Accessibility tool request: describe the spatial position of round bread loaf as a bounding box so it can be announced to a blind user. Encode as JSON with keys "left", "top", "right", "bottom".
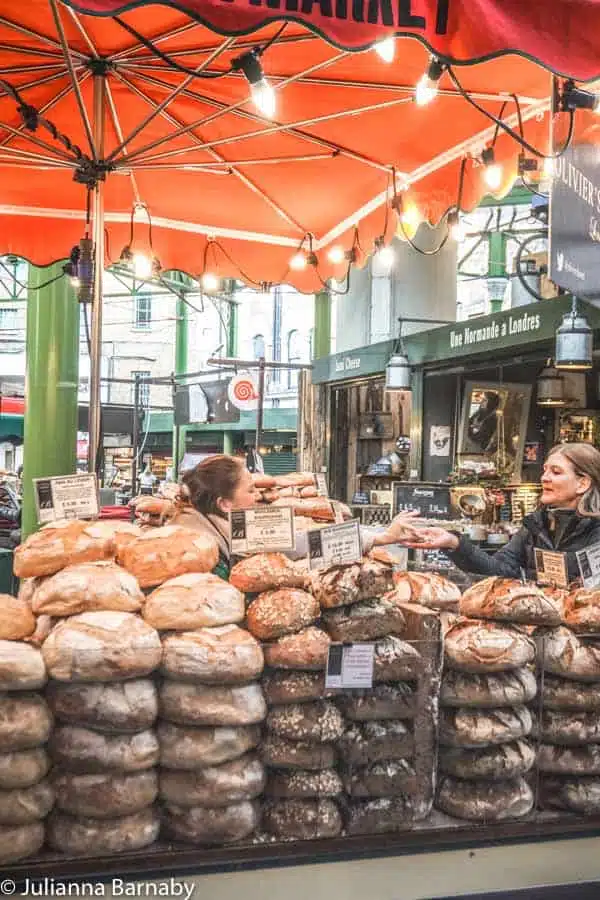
{"left": 161, "top": 625, "right": 264, "bottom": 684}
{"left": 542, "top": 675, "right": 600, "bottom": 711}
{"left": 345, "top": 797, "right": 413, "bottom": 835}
{"left": 338, "top": 720, "right": 412, "bottom": 767}
{"left": 252, "top": 474, "right": 277, "bottom": 489}
{"left": 42, "top": 611, "right": 162, "bottom": 683}
{"left": 540, "top": 776, "right": 600, "bottom": 815}
{"left": 229, "top": 553, "right": 306, "bottom": 593}
{"left": 0, "top": 822, "right": 44, "bottom": 864}
{"left": 309, "top": 564, "right": 361, "bottom": 608}
{"left": 276, "top": 473, "right": 316, "bottom": 488}
{"left": 357, "top": 559, "right": 394, "bottom": 602}
{"left": 0, "top": 748, "right": 50, "bottom": 789}
{"left": 262, "top": 799, "right": 341, "bottom": 839}
{"left": 14, "top": 520, "right": 125, "bottom": 579}
{"left": 261, "top": 734, "right": 336, "bottom": 770}
{"left": 322, "top": 596, "right": 406, "bottom": 643}
{"left": 445, "top": 621, "right": 536, "bottom": 673}
{"left": 262, "top": 671, "right": 328, "bottom": 705}
{"left": 164, "top": 800, "right": 258, "bottom": 845}
{"left": 0, "top": 640, "right": 46, "bottom": 691}
{"left": 47, "top": 807, "right": 160, "bottom": 856}
{"left": 26, "top": 615, "right": 55, "bottom": 649}
{"left": 158, "top": 722, "right": 260, "bottom": 769}
{"left": 53, "top": 770, "right": 158, "bottom": 818}
{"left": 143, "top": 573, "right": 245, "bottom": 631}
{"left": 337, "top": 683, "right": 416, "bottom": 721}
{"left": 440, "top": 668, "right": 537, "bottom": 708}
{"left": 537, "top": 626, "right": 600, "bottom": 681}
{"left": 373, "top": 636, "right": 423, "bottom": 682}
{"left": 267, "top": 700, "right": 344, "bottom": 743}
{"left": 0, "top": 694, "right": 52, "bottom": 752}
{"left": 246, "top": 589, "right": 320, "bottom": 640}
{"left": 46, "top": 679, "right": 158, "bottom": 733}
{"left": 459, "top": 577, "right": 563, "bottom": 626}
{"left": 266, "top": 769, "right": 342, "bottom": 799}
{"left": 439, "top": 740, "right": 536, "bottom": 780}
{"left": 343, "top": 760, "right": 417, "bottom": 798}
{"left": 538, "top": 709, "right": 600, "bottom": 745}
{"left": 49, "top": 726, "right": 159, "bottom": 773}
{"left": 538, "top": 743, "right": 600, "bottom": 774}
{"left": 263, "top": 626, "right": 330, "bottom": 671}
{"left": 439, "top": 707, "right": 533, "bottom": 748}
{"left": 0, "top": 594, "right": 35, "bottom": 641}
{"left": 564, "top": 588, "right": 600, "bottom": 633}
{"left": 31, "top": 561, "right": 144, "bottom": 617}
{"left": 436, "top": 776, "right": 534, "bottom": 822}
{"left": 391, "top": 571, "right": 461, "bottom": 611}
{"left": 116, "top": 525, "right": 219, "bottom": 588}
{"left": 159, "top": 681, "right": 266, "bottom": 727}
{"left": 159, "top": 754, "right": 264, "bottom": 808}
{"left": 0, "top": 778, "right": 54, "bottom": 825}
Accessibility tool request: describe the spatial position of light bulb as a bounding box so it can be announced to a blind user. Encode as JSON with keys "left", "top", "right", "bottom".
{"left": 401, "top": 203, "right": 420, "bottom": 230}
{"left": 327, "top": 245, "right": 345, "bottom": 264}
{"left": 376, "top": 244, "right": 395, "bottom": 269}
{"left": 69, "top": 275, "right": 81, "bottom": 289}
{"left": 484, "top": 163, "right": 503, "bottom": 191}
{"left": 202, "top": 272, "right": 220, "bottom": 292}
{"left": 132, "top": 252, "right": 152, "bottom": 279}
{"left": 448, "top": 212, "right": 466, "bottom": 242}
{"left": 375, "top": 37, "right": 395, "bottom": 63}
{"left": 290, "top": 251, "right": 307, "bottom": 271}
{"left": 251, "top": 79, "right": 276, "bottom": 118}
{"left": 542, "top": 157, "right": 555, "bottom": 179}
{"left": 415, "top": 74, "right": 438, "bottom": 106}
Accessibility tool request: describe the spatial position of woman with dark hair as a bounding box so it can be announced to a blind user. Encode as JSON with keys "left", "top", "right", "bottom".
{"left": 466, "top": 390, "right": 502, "bottom": 453}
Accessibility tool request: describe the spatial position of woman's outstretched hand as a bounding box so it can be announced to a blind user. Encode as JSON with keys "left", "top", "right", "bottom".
{"left": 400, "top": 526, "right": 460, "bottom": 551}
{"left": 372, "top": 511, "right": 425, "bottom": 546}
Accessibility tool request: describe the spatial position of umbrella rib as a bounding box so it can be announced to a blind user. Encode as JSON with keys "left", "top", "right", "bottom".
{"left": 122, "top": 32, "right": 317, "bottom": 63}
{"left": 0, "top": 74, "right": 88, "bottom": 150}
{"left": 110, "top": 21, "right": 199, "bottom": 62}
{"left": 0, "top": 14, "right": 86, "bottom": 59}
{"left": 0, "top": 118, "right": 77, "bottom": 162}
{"left": 0, "top": 146, "right": 74, "bottom": 167}
{"left": 0, "top": 63, "right": 68, "bottom": 75}
{"left": 64, "top": 5, "right": 99, "bottom": 58}
{"left": 0, "top": 43, "right": 65, "bottom": 60}
{"left": 132, "top": 153, "right": 333, "bottom": 168}
{"left": 104, "top": 78, "right": 141, "bottom": 204}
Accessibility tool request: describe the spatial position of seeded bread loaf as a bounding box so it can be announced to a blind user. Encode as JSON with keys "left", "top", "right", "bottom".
{"left": 261, "top": 671, "right": 328, "bottom": 705}
{"left": 262, "top": 798, "right": 342, "bottom": 839}
{"left": 246, "top": 589, "right": 320, "bottom": 640}
{"left": 266, "top": 701, "right": 344, "bottom": 743}
{"left": 230, "top": 553, "right": 307, "bottom": 593}
{"left": 263, "top": 626, "right": 330, "bottom": 671}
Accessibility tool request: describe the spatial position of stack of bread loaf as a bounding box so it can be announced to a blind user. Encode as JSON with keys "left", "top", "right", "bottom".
{"left": 252, "top": 473, "right": 338, "bottom": 523}
{"left": 536, "top": 589, "right": 600, "bottom": 816}
{"left": 435, "top": 577, "right": 561, "bottom": 823}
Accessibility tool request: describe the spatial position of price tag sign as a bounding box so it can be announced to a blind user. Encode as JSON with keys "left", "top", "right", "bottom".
{"left": 325, "top": 643, "right": 374, "bottom": 690}
{"left": 535, "top": 548, "right": 568, "bottom": 588}
{"left": 230, "top": 506, "right": 295, "bottom": 554}
{"left": 34, "top": 474, "right": 99, "bottom": 525}
{"left": 308, "top": 520, "right": 361, "bottom": 571}
{"left": 331, "top": 500, "right": 345, "bottom": 524}
{"left": 315, "top": 473, "right": 329, "bottom": 497}
{"left": 576, "top": 541, "right": 600, "bottom": 589}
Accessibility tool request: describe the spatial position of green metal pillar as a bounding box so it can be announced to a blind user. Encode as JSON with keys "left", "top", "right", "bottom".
{"left": 313, "top": 290, "right": 331, "bottom": 359}
{"left": 22, "top": 263, "right": 79, "bottom": 537}
{"left": 172, "top": 290, "right": 188, "bottom": 479}
{"left": 227, "top": 297, "right": 238, "bottom": 357}
{"left": 488, "top": 231, "right": 508, "bottom": 314}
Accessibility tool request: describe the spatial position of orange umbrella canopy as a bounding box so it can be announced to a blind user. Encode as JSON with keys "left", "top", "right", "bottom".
{"left": 0, "top": 0, "right": 596, "bottom": 289}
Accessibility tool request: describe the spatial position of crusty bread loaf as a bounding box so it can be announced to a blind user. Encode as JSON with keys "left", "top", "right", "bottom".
{"left": 246, "top": 589, "right": 320, "bottom": 640}
{"left": 542, "top": 675, "right": 600, "bottom": 711}
{"left": 159, "top": 681, "right": 266, "bottom": 727}
{"left": 49, "top": 726, "right": 159, "bottom": 773}
{"left": 158, "top": 722, "right": 260, "bottom": 769}
{"left": 391, "top": 572, "right": 461, "bottom": 611}
{"left": 373, "top": 636, "right": 423, "bottom": 682}
{"left": 459, "top": 577, "right": 563, "bottom": 626}
{"left": 537, "top": 626, "right": 600, "bottom": 681}
{"left": 0, "top": 594, "right": 35, "bottom": 640}
{"left": 540, "top": 776, "right": 600, "bottom": 815}
{"left": 0, "top": 748, "right": 50, "bottom": 789}
{"left": 537, "top": 709, "right": 600, "bottom": 745}
{"left": 309, "top": 560, "right": 393, "bottom": 610}
{"left": 263, "top": 626, "right": 330, "bottom": 671}
{"left": 538, "top": 743, "right": 600, "bottom": 774}
{"left": 445, "top": 620, "right": 536, "bottom": 673}
{"left": 163, "top": 800, "right": 258, "bottom": 845}
{"left": 25, "top": 615, "right": 55, "bottom": 649}
{"left": 0, "top": 640, "right": 46, "bottom": 691}
{"left": 161, "top": 625, "right": 264, "bottom": 684}
{"left": 337, "top": 683, "right": 416, "bottom": 721}
{"left": 42, "top": 611, "right": 162, "bottom": 683}
{"left": 439, "top": 707, "right": 533, "bottom": 748}
{"left": 31, "top": 561, "right": 144, "bottom": 617}
{"left": 46, "top": 679, "right": 158, "bottom": 734}
{"left": 564, "top": 588, "right": 600, "bottom": 633}
{"left": 440, "top": 668, "right": 537, "bottom": 708}
{"left": 0, "top": 778, "right": 54, "bottom": 825}
{"left": 439, "top": 740, "right": 536, "bottom": 781}
{"left": 337, "top": 720, "right": 413, "bottom": 767}
{"left": 262, "top": 671, "right": 328, "bottom": 706}
{"left": 0, "top": 822, "right": 44, "bottom": 864}
{"left": 230, "top": 553, "right": 307, "bottom": 594}
{"left": 267, "top": 701, "right": 344, "bottom": 743}
{"left": 53, "top": 770, "right": 158, "bottom": 818}
{"left": 252, "top": 474, "right": 277, "bottom": 489}
{"left": 343, "top": 760, "right": 417, "bottom": 798}
{"left": 266, "top": 769, "right": 342, "bottom": 799}
{"left": 261, "top": 734, "right": 336, "bottom": 770}
{"left": 116, "top": 525, "right": 219, "bottom": 588}
{"left": 345, "top": 797, "right": 413, "bottom": 835}
{"left": 322, "top": 596, "right": 406, "bottom": 642}
{"left": 275, "top": 473, "right": 316, "bottom": 488}
{"left": 159, "top": 754, "right": 265, "bottom": 808}
{"left": 143, "top": 573, "right": 245, "bottom": 631}
{"left": 262, "top": 799, "right": 341, "bottom": 839}
{"left": 436, "top": 776, "right": 534, "bottom": 822}
{"left": 47, "top": 807, "right": 160, "bottom": 856}
{"left": 0, "top": 694, "right": 52, "bottom": 752}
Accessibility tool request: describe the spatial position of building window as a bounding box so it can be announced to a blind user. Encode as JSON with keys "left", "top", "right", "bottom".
{"left": 0, "top": 307, "right": 19, "bottom": 330}
{"left": 287, "top": 329, "right": 302, "bottom": 389}
{"left": 132, "top": 370, "right": 151, "bottom": 408}
{"left": 253, "top": 334, "right": 265, "bottom": 359}
{"left": 134, "top": 295, "right": 152, "bottom": 329}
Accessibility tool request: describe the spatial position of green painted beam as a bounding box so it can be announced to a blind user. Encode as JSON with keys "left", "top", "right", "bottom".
{"left": 313, "top": 290, "right": 331, "bottom": 359}
{"left": 172, "top": 276, "right": 189, "bottom": 479}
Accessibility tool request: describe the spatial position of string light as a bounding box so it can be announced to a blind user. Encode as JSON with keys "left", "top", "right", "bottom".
{"left": 132, "top": 252, "right": 153, "bottom": 279}
{"left": 290, "top": 251, "right": 308, "bottom": 270}
{"left": 233, "top": 50, "right": 276, "bottom": 118}
{"left": 374, "top": 236, "right": 394, "bottom": 270}
{"left": 481, "top": 147, "right": 503, "bottom": 191}
{"left": 119, "top": 203, "right": 161, "bottom": 280}
{"left": 201, "top": 272, "right": 220, "bottom": 292}
{"left": 374, "top": 37, "right": 395, "bottom": 63}
{"left": 560, "top": 80, "right": 600, "bottom": 114}
{"left": 401, "top": 202, "right": 421, "bottom": 231}
{"left": 327, "top": 245, "right": 346, "bottom": 264}
{"left": 415, "top": 57, "right": 445, "bottom": 106}
{"left": 447, "top": 210, "right": 466, "bottom": 242}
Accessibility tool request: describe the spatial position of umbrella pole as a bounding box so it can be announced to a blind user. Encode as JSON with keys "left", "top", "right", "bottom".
{"left": 88, "top": 73, "right": 106, "bottom": 475}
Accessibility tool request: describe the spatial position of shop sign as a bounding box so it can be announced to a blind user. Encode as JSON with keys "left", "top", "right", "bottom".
{"left": 576, "top": 541, "right": 600, "bottom": 589}
{"left": 325, "top": 643, "right": 374, "bottom": 691}
{"left": 34, "top": 473, "right": 99, "bottom": 525}
{"left": 308, "top": 519, "right": 361, "bottom": 570}
{"left": 550, "top": 140, "right": 600, "bottom": 294}
{"left": 228, "top": 374, "right": 259, "bottom": 412}
{"left": 230, "top": 506, "right": 295, "bottom": 553}
{"left": 315, "top": 473, "right": 329, "bottom": 497}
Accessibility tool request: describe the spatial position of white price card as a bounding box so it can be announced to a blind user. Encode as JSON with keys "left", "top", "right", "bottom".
{"left": 308, "top": 519, "right": 361, "bottom": 571}
{"left": 34, "top": 474, "right": 99, "bottom": 525}
{"left": 315, "top": 473, "right": 329, "bottom": 497}
{"left": 535, "top": 548, "right": 568, "bottom": 589}
{"left": 229, "top": 506, "right": 295, "bottom": 554}
{"left": 576, "top": 541, "right": 600, "bottom": 589}
{"left": 325, "top": 643, "right": 375, "bottom": 690}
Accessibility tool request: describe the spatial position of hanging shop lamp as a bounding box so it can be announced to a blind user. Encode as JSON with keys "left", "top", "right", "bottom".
{"left": 385, "top": 318, "right": 411, "bottom": 392}
{"left": 536, "top": 361, "right": 567, "bottom": 407}
{"left": 555, "top": 297, "right": 593, "bottom": 370}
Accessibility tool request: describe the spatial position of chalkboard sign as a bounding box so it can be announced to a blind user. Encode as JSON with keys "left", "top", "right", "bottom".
{"left": 393, "top": 482, "right": 453, "bottom": 520}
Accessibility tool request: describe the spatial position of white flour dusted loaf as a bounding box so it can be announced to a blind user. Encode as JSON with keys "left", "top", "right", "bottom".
{"left": 46, "top": 679, "right": 158, "bottom": 733}
{"left": 42, "top": 612, "right": 162, "bottom": 683}
{"left": 116, "top": 525, "right": 219, "bottom": 588}
{"left": 161, "top": 625, "right": 263, "bottom": 684}
{"left": 436, "top": 776, "right": 534, "bottom": 822}
{"left": 0, "top": 778, "right": 54, "bottom": 825}
{"left": 159, "top": 754, "right": 265, "bottom": 807}
{"left": 14, "top": 520, "right": 136, "bottom": 579}
{"left": 229, "top": 553, "right": 307, "bottom": 593}
{"left": 47, "top": 807, "right": 160, "bottom": 856}
{"left": 0, "top": 748, "right": 50, "bottom": 789}
{"left": 440, "top": 668, "right": 537, "bottom": 708}
{"left": 345, "top": 797, "right": 413, "bottom": 835}
{"left": 444, "top": 620, "right": 536, "bottom": 673}
{"left": 158, "top": 722, "right": 261, "bottom": 769}
{"left": 0, "top": 823, "right": 44, "bottom": 864}
{"left": 0, "top": 594, "right": 35, "bottom": 640}
{"left": 322, "top": 596, "right": 406, "bottom": 643}
{"left": 0, "top": 694, "right": 52, "bottom": 752}
{"left": 343, "top": 760, "right": 417, "bottom": 799}
{"left": 246, "top": 590, "right": 320, "bottom": 640}
{"left": 163, "top": 801, "right": 258, "bottom": 845}
{"left": 31, "top": 562, "right": 144, "bottom": 616}
{"left": 373, "top": 636, "right": 423, "bottom": 682}
{"left": 0, "top": 641, "right": 46, "bottom": 691}
{"left": 263, "top": 626, "right": 330, "bottom": 671}
{"left": 439, "top": 740, "right": 536, "bottom": 781}
{"left": 538, "top": 743, "right": 600, "bottom": 775}
{"left": 49, "top": 726, "right": 159, "bottom": 773}
{"left": 439, "top": 707, "right": 533, "bottom": 748}
{"left": 541, "top": 675, "right": 600, "bottom": 711}
{"left": 540, "top": 776, "right": 600, "bottom": 815}
{"left": 391, "top": 572, "right": 461, "bottom": 611}
{"left": 459, "top": 577, "right": 563, "bottom": 626}
{"left": 159, "top": 681, "right": 266, "bottom": 727}
{"left": 338, "top": 721, "right": 413, "bottom": 766}
{"left": 537, "top": 709, "right": 600, "bottom": 745}
{"left": 537, "top": 626, "right": 600, "bottom": 681}
{"left": 143, "top": 573, "right": 245, "bottom": 631}
{"left": 564, "top": 588, "right": 600, "bottom": 633}
{"left": 53, "top": 770, "right": 158, "bottom": 818}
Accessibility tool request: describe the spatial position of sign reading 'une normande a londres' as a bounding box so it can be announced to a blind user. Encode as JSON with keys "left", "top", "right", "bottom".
{"left": 449, "top": 311, "right": 542, "bottom": 350}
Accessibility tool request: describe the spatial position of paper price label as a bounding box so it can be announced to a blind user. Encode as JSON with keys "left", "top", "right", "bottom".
{"left": 577, "top": 541, "right": 600, "bottom": 589}
{"left": 230, "top": 506, "right": 295, "bottom": 554}
{"left": 34, "top": 474, "right": 99, "bottom": 525}
{"left": 308, "top": 520, "right": 361, "bottom": 571}
{"left": 535, "top": 549, "right": 568, "bottom": 588}
{"left": 325, "top": 643, "right": 374, "bottom": 690}
{"left": 315, "top": 473, "right": 329, "bottom": 497}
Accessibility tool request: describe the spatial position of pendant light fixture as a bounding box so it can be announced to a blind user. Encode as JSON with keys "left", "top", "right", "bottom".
{"left": 555, "top": 297, "right": 593, "bottom": 371}
{"left": 536, "top": 361, "right": 567, "bottom": 407}
{"left": 385, "top": 318, "right": 411, "bottom": 392}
